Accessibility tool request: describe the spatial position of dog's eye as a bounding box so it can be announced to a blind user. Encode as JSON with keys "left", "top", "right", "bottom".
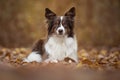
{"left": 63, "top": 24, "right": 68, "bottom": 28}
{"left": 63, "top": 22, "right": 68, "bottom": 26}
{"left": 55, "top": 21, "right": 59, "bottom": 25}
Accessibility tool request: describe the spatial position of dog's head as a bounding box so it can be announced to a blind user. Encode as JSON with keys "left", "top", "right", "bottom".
{"left": 45, "top": 7, "right": 75, "bottom": 37}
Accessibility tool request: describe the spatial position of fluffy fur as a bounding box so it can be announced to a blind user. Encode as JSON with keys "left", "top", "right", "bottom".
{"left": 24, "top": 52, "right": 42, "bottom": 62}
{"left": 24, "top": 7, "right": 78, "bottom": 63}
{"left": 45, "top": 35, "right": 78, "bottom": 63}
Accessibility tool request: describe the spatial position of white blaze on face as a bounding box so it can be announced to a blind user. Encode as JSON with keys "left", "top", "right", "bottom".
{"left": 56, "top": 16, "right": 65, "bottom": 35}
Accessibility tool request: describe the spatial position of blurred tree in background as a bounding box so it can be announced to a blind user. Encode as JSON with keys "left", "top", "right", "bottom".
{"left": 0, "top": 0, "right": 120, "bottom": 48}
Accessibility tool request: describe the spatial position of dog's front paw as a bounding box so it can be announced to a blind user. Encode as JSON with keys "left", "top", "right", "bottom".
{"left": 44, "top": 59, "right": 58, "bottom": 63}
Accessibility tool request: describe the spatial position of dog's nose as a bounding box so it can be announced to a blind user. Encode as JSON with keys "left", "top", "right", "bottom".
{"left": 58, "top": 29, "right": 63, "bottom": 34}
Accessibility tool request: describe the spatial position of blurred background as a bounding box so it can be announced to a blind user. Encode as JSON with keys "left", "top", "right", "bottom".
{"left": 0, "top": 0, "right": 120, "bottom": 48}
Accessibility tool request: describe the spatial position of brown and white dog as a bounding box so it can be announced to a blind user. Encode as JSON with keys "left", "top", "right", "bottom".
{"left": 24, "top": 7, "right": 78, "bottom": 63}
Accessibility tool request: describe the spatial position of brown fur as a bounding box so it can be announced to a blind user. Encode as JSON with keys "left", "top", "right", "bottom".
{"left": 32, "top": 7, "right": 76, "bottom": 61}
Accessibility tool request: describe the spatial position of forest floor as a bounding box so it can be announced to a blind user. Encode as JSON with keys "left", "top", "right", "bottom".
{"left": 0, "top": 47, "right": 120, "bottom": 80}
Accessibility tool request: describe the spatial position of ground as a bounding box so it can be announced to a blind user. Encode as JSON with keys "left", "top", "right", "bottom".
{"left": 0, "top": 47, "right": 120, "bottom": 80}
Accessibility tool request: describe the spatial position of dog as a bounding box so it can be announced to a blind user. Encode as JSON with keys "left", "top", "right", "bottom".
{"left": 24, "top": 7, "right": 78, "bottom": 63}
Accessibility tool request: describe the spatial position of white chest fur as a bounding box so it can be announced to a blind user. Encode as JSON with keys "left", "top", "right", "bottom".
{"left": 45, "top": 35, "right": 78, "bottom": 62}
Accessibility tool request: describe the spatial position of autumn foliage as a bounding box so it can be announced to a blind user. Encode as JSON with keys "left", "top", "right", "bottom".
{"left": 0, "top": 47, "right": 120, "bottom": 80}
{"left": 0, "top": 0, "right": 120, "bottom": 47}
{"left": 0, "top": 0, "right": 120, "bottom": 80}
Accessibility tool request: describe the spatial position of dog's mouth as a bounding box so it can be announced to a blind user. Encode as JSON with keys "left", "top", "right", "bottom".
{"left": 58, "top": 32, "right": 63, "bottom": 35}
{"left": 55, "top": 33, "right": 65, "bottom": 37}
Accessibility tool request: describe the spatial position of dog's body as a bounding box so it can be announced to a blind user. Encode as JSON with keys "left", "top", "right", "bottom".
{"left": 24, "top": 7, "right": 78, "bottom": 63}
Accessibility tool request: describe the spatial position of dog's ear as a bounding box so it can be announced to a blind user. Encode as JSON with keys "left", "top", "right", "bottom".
{"left": 64, "top": 7, "right": 75, "bottom": 18}
{"left": 45, "top": 8, "right": 56, "bottom": 19}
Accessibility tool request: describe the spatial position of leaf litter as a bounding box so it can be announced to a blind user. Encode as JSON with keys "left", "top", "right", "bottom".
{"left": 0, "top": 47, "right": 120, "bottom": 80}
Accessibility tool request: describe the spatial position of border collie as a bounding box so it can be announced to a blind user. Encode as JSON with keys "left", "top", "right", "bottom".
{"left": 24, "top": 7, "right": 78, "bottom": 63}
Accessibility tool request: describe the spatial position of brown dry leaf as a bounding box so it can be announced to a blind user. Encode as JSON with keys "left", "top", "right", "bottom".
{"left": 0, "top": 47, "right": 119, "bottom": 80}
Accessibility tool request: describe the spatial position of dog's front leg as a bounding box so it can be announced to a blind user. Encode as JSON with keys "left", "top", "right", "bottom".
{"left": 23, "top": 39, "right": 44, "bottom": 62}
